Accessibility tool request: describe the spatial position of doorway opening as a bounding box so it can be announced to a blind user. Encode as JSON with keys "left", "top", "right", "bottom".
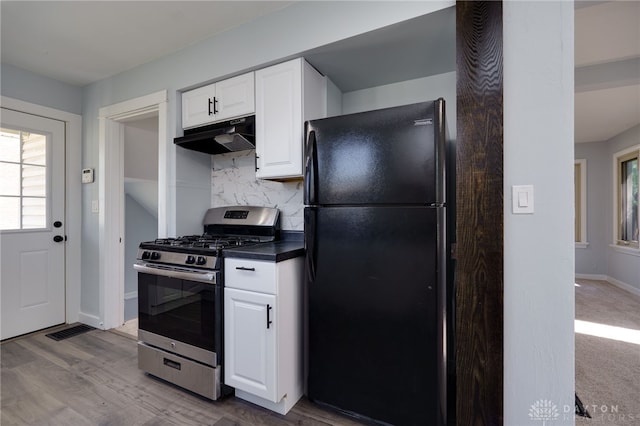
{"left": 123, "top": 114, "right": 159, "bottom": 334}
{"left": 98, "top": 90, "right": 172, "bottom": 331}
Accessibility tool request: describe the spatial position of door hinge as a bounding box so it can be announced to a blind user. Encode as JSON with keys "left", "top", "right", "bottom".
{"left": 450, "top": 243, "right": 457, "bottom": 259}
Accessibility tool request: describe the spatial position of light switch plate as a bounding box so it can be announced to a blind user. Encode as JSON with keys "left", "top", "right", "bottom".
{"left": 512, "top": 185, "right": 534, "bottom": 214}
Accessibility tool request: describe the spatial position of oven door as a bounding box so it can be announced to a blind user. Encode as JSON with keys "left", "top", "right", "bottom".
{"left": 135, "top": 263, "right": 222, "bottom": 364}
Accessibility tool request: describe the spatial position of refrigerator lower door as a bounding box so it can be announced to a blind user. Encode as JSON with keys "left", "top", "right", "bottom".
{"left": 305, "top": 206, "right": 441, "bottom": 425}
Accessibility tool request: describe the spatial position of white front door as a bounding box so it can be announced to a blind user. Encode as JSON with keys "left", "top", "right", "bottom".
{"left": 1, "top": 108, "right": 66, "bottom": 340}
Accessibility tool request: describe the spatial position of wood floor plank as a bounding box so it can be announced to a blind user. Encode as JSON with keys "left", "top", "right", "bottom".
{"left": 0, "top": 341, "right": 38, "bottom": 370}
{"left": 1, "top": 329, "right": 364, "bottom": 426}
{"left": 1, "top": 388, "right": 72, "bottom": 426}
{"left": 10, "top": 356, "right": 154, "bottom": 424}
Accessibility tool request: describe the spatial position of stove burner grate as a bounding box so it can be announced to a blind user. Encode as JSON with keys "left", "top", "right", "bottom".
{"left": 148, "top": 235, "right": 263, "bottom": 251}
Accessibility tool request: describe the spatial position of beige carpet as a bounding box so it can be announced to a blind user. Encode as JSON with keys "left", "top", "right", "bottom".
{"left": 575, "top": 279, "right": 640, "bottom": 425}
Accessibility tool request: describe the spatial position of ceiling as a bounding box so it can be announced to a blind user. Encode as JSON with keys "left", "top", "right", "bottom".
{"left": 1, "top": 1, "right": 638, "bottom": 144}
{"left": 574, "top": 1, "right": 640, "bottom": 143}
{"left": 0, "top": 1, "right": 295, "bottom": 86}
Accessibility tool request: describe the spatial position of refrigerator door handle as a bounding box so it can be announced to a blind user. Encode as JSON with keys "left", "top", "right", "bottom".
{"left": 304, "top": 129, "right": 318, "bottom": 205}
{"left": 304, "top": 208, "right": 316, "bottom": 284}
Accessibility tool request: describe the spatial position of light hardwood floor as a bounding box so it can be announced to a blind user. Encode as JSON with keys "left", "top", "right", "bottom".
{"left": 1, "top": 325, "right": 363, "bottom": 426}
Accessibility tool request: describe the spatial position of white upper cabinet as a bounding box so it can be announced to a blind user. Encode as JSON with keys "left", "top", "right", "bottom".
{"left": 255, "top": 58, "right": 327, "bottom": 180}
{"left": 182, "top": 72, "right": 255, "bottom": 129}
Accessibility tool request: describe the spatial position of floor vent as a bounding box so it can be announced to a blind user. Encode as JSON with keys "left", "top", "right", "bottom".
{"left": 46, "top": 324, "right": 95, "bottom": 341}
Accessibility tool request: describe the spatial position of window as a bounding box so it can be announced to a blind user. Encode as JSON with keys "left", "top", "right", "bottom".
{"left": 575, "top": 159, "right": 587, "bottom": 247}
{"left": 614, "top": 145, "right": 639, "bottom": 248}
{"left": 0, "top": 127, "right": 47, "bottom": 230}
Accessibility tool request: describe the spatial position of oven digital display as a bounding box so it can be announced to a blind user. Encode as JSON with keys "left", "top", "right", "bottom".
{"left": 224, "top": 210, "right": 249, "bottom": 219}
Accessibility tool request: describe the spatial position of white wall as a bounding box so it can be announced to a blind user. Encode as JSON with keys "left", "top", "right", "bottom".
{"left": 575, "top": 141, "right": 609, "bottom": 275}
{"left": 124, "top": 194, "right": 156, "bottom": 321}
{"left": 124, "top": 116, "right": 159, "bottom": 182}
{"left": 576, "top": 124, "right": 640, "bottom": 293}
{"left": 0, "top": 63, "right": 82, "bottom": 115}
{"left": 343, "top": 71, "right": 456, "bottom": 140}
{"left": 503, "top": 1, "right": 575, "bottom": 424}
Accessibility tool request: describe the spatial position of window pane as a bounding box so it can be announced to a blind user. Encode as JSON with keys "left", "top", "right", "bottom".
{"left": 0, "top": 196, "right": 20, "bottom": 230}
{"left": 0, "top": 128, "right": 21, "bottom": 162}
{"left": 0, "top": 162, "right": 21, "bottom": 196}
{"left": 621, "top": 158, "right": 639, "bottom": 242}
{"left": 22, "top": 164, "right": 46, "bottom": 196}
{"left": 0, "top": 126, "right": 49, "bottom": 231}
{"left": 22, "top": 132, "right": 47, "bottom": 166}
{"left": 22, "top": 197, "right": 46, "bottom": 229}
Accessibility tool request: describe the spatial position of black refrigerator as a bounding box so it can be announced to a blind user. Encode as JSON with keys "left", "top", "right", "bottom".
{"left": 304, "top": 100, "right": 448, "bottom": 426}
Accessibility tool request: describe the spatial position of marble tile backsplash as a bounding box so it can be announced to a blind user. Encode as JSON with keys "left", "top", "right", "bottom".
{"left": 211, "top": 150, "right": 304, "bottom": 231}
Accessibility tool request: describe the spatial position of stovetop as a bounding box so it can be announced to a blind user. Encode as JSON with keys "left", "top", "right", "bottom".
{"left": 137, "top": 235, "right": 267, "bottom": 269}
{"left": 142, "top": 235, "right": 265, "bottom": 251}
{"left": 136, "top": 206, "right": 280, "bottom": 270}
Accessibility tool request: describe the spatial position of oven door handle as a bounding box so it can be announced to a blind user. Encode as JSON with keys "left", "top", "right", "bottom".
{"left": 134, "top": 263, "right": 218, "bottom": 284}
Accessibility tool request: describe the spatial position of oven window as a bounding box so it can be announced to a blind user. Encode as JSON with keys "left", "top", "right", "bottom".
{"left": 138, "top": 273, "right": 220, "bottom": 352}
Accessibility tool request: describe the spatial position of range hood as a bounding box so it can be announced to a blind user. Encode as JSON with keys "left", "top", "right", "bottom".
{"left": 174, "top": 115, "right": 255, "bottom": 155}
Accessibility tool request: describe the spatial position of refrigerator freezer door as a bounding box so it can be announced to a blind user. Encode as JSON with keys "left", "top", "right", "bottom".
{"left": 305, "top": 206, "right": 440, "bottom": 425}
{"left": 304, "top": 101, "right": 444, "bottom": 206}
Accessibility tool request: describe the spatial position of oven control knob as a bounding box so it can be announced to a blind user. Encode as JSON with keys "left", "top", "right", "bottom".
{"left": 150, "top": 252, "right": 161, "bottom": 260}
{"left": 185, "top": 255, "right": 196, "bottom": 264}
{"left": 141, "top": 251, "right": 151, "bottom": 260}
{"left": 196, "top": 256, "right": 207, "bottom": 266}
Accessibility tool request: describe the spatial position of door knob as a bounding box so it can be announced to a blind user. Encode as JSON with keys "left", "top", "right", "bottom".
{"left": 53, "top": 235, "right": 64, "bottom": 243}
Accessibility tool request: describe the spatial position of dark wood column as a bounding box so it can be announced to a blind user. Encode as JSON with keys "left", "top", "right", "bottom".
{"left": 455, "top": 2, "right": 504, "bottom": 425}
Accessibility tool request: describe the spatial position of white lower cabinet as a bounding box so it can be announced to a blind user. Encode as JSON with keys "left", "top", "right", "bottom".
{"left": 224, "top": 256, "right": 303, "bottom": 415}
{"left": 224, "top": 288, "right": 277, "bottom": 401}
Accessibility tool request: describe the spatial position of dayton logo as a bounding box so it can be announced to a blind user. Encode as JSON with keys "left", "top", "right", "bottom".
{"left": 529, "top": 399, "right": 560, "bottom": 425}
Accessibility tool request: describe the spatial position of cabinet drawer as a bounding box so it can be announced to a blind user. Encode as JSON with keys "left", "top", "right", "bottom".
{"left": 225, "top": 258, "right": 276, "bottom": 293}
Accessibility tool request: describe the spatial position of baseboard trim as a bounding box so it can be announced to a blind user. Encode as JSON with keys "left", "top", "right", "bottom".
{"left": 575, "top": 274, "right": 640, "bottom": 298}
{"left": 78, "top": 312, "right": 103, "bottom": 330}
{"left": 575, "top": 273, "right": 607, "bottom": 281}
{"left": 607, "top": 277, "right": 640, "bottom": 298}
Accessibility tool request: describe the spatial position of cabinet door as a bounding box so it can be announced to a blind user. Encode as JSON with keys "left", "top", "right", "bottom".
{"left": 255, "top": 59, "right": 303, "bottom": 179}
{"left": 215, "top": 72, "right": 255, "bottom": 121}
{"left": 224, "top": 288, "right": 277, "bottom": 401}
{"left": 182, "top": 83, "right": 216, "bottom": 129}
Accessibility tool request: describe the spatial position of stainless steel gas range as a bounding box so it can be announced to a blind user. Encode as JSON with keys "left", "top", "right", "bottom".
{"left": 133, "top": 206, "right": 280, "bottom": 400}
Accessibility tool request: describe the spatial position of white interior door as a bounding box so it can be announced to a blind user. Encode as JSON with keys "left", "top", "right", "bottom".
{"left": 1, "top": 108, "right": 66, "bottom": 340}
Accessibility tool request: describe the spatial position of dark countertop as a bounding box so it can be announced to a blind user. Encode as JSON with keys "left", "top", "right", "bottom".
{"left": 224, "top": 231, "right": 304, "bottom": 262}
